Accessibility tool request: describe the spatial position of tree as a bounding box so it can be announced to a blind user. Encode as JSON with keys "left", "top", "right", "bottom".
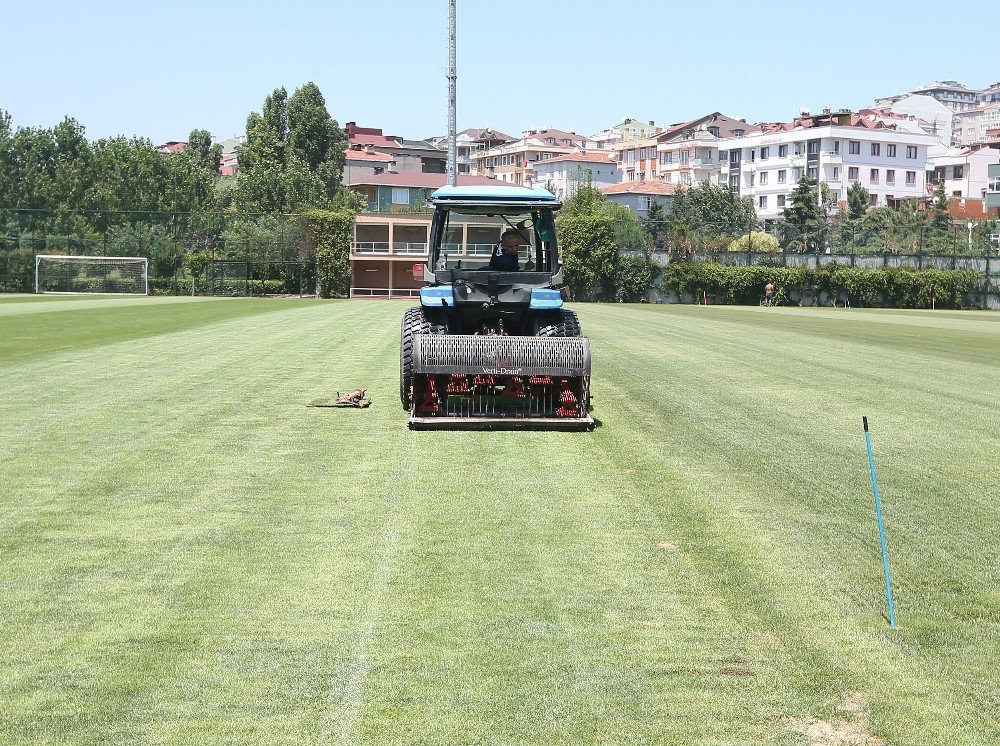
{"left": 667, "top": 181, "right": 758, "bottom": 237}
{"left": 782, "top": 176, "right": 825, "bottom": 252}
{"left": 641, "top": 199, "right": 670, "bottom": 251}
{"left": 847, "top": 181, "right": 871, "bottom": 220}
{"left": 186, "top": 128, "right": 222, "bottom": 174}
{"left": 287, "top": 82, "right": 347, "bottom": 198}
{"left": 728, "top": 231, "right": 780, "bottom": 253}
{"left": 929, "top": 180, "right": 952, "bottom": 231}
{"left": 233, "top": 83, "right": 346, "bottom": 213}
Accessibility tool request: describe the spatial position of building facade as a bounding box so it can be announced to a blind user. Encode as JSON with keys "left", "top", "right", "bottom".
{"left": 953, "top": 103, "right": 1000, "bottom": 146}
{"left": 720, "top": 111, "right": 937, "bottom": 221}
{"left": 927, "top": 145, "right": 1000, "bottom": 203}
{"left": 654, "top": 113, "right": 758, "bottom": 188}
{"left": 530, "top": 151, "right": 620, "bottom": 199}
{"left": 346, "top": 122, "right": 446, "bottom": 174}
{"left": 346, "top": 172, "right": 497, "bottom": 213}
{"left": 986, "top": 162, "right": 1000, "bottom": 216}
{"left": 471, "top": 128, "right": 589, "bottom": 186}
{"left": 601, "top": 181, "right": 676, "bottom": 217}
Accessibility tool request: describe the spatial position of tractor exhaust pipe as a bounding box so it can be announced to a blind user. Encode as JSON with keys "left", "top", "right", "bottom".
{"left": 446, "top": 0, "right": 458, "bottom": 187}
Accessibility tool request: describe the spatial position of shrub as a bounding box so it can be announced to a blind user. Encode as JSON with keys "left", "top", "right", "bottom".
{"left": 306, "top": 208, "right": 353, "bottom": 298}
{"left": 727, "top": 232, "right": 780, "bottom": 253}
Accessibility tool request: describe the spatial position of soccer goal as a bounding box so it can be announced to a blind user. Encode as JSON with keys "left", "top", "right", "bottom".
{"left": 35, "top": 255, "right": 149, "bottom": 295}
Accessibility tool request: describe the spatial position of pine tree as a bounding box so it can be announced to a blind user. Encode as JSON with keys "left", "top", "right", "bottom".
{"left": 782, "top": 176, "right": 825, "bottom": 252}
{"left": 847, "top": 181, "right": 871, "bottom": 220}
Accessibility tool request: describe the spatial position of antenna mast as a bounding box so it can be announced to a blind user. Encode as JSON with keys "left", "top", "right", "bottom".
{"left": 447, "top": 0, "right": 457, "bottom": 186}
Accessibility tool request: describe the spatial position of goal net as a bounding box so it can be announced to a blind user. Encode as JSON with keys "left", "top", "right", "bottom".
{"left": 35, "top": 255, "right": 149, "bottom": 295}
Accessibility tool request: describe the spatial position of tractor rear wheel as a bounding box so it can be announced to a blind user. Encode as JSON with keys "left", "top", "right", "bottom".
{"left": 400, "top": 306, "right": 449, "bottom": 410}
{"left": 532, "top": 309, "right": 582, "bottom": 337}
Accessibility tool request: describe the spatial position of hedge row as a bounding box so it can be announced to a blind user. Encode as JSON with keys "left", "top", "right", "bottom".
{"left": 660, "top": 262, "right": 985, "bottom": 309}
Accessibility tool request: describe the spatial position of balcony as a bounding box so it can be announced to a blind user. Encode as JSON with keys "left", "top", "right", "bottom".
{"left": 691, "top": 158, "right": 715, "bottom": 167}
{"left": 824, "top": 153, "right": 843, "bottom": 164}
{"left": 352, "top": 242, "right": 390, "bottom": 255}
{"left": 392, "top": 242, "right": 428, "bottom": 255}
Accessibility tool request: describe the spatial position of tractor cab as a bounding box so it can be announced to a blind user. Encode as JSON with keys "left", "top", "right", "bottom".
{"left": 420, "top": 185, "right": 566, "bottom": 336}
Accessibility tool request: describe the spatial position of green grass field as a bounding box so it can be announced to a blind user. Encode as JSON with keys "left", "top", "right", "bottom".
{"left": 1, "top": 295, "right": 997, "bottom": 745}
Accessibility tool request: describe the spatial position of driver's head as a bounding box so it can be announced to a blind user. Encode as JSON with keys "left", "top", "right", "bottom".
{"left": 501, "top": 229, "right": 521, "bottom": 254}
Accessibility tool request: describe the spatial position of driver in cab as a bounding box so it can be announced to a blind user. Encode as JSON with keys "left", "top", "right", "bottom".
{"left": 488, "top": 229, "right": 534, "bottom": 272}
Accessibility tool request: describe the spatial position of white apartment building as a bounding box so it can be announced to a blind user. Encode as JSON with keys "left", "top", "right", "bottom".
{"left": 720, "top": 111, "right": 937, "bottom": 221}
{"left": 472, "top": 128, "right": 589, "bottom": 186}
{"left": 530, "top": 151, "right": 620, "bottom": 200}
{"left": 656, "top": 113, "right": 758, "bottom": 188}
{"left": 927, "top": 144, "right": 1000, "bottom": 204}
{"left": 953, "top": 103, "right": 1000, "bottom": 146}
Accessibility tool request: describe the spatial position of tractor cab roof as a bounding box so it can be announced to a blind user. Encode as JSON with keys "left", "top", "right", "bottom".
{"left": 430, "top": 185, "right": 561, "bottom": 213}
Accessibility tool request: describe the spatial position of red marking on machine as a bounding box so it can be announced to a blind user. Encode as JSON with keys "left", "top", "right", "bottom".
{"left": 501, "top": 375, "right": 527, "bottom": 398}
{"left": 556, "top": 377, "right": 578, "bottom": 417}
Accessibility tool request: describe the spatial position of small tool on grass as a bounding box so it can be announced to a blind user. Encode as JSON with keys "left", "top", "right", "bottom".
{"left": 307, "top": 388, "right": 371, "bottom": 408}
{"left": 863, "top": 416, "right": 896, "bottom": 629}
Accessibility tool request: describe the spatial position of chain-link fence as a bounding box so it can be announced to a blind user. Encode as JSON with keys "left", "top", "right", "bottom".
{"left": 0, "top": 209, "right": 315, "bottom": 295}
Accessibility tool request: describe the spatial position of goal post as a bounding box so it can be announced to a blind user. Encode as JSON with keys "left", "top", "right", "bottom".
{"left": 35, "top": 255, "right": 149, "bottom": 295}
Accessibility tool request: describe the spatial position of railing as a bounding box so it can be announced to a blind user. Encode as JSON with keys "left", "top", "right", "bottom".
{"left": 392, "top": 242, "right": 428, "bottom": 254}
{"left": 352, "top": 242, "right": 391, "bottom": 254}
{"left": 349, "top": 287, "right": 422, "bottom": 299}
{"left": 691, "top": 158, "right": 714, "bottom": 167}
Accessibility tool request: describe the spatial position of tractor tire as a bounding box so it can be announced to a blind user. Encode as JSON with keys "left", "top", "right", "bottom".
{"left": 533, "top": 308, "right": 582, "bottom": 337}
{"left": 400, "top": 306, "right": 449, "bottom": 410}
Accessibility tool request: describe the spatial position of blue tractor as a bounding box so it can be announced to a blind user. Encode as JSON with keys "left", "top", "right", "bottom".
{"left": 400, "top": 185, "right": 592, "bottom": 429}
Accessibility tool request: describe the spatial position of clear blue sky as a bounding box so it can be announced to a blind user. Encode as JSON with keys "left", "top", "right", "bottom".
{"left": 2, "top": 0, "right": 994, "bottom": 145}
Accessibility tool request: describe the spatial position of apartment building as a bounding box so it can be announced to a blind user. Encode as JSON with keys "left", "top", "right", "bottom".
{"left": 655, "top": 113, "right": 759, "bottom": 188}
{"left": 612, "top": 134, "right": 661, "bottom": 182}
{"left": 430, "top": 128, "right": 514, "bottom": 175}
{"left": 953, "top": 103, "right": 1000, "bottom": 146}
{"left": 343, "top": 147, "right": 394, "bottom": 183}
{"left": 875, "top": 81, "right": 982, "bottom": 113}
{"left": 986, "top": 162, "right": 1000, "bottom": 216}
{"left": 471, "top": 128, "right": 588, "bottom": 185}
{"left": 980, "top": 82, "right": 1000, "bottom": 105}
{"left": 927, "top": 144, "right": 1000, "bottom": 206}
{"left": 588, "top": 118, "right": 662, "bottom": 150}
{"left": 601, "top": 181, "right": 676, "bottom": 216}
{"left": 345, "top": 122, "right": 446, "bottom": 174}
{"left": 530, "top": 151, "right": 619, "bottom": 199}
{"left": 720, "top": 110, "right": 937, "bottom": 221}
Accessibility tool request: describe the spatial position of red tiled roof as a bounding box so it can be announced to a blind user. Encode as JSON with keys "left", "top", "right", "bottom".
{"left": 349, "top": 133, "right": 403, "bottom": 148}
{"left": 601, "top": 181, "right": 678, "bottom": 196}
{"left": 345, "top": 148, "right": 393, "bottom": 162}
{"left": 347, "top": 173, "right": 500, "bottom": 188}
{"left": 537, "top": 151, "right": 618, "bottom": 165}
{"left": 155, "top": 141, "right": 187, "bottom": 153}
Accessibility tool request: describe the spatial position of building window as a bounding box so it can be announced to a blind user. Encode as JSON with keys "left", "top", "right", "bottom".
{"left": 759, "top": 171, "right": 769, "bottom": 185}
{"left": 990, "top": 176, "right": 1000, "bottom": 192}
{"left": 794, "top": 143, "right": 803, "bottom": 156}
{"left": 730, "top": 151, "right": 740, "bottom": 164}
{"left": 663, "top": 173, "right": 672, "bottom": 183}
{"left": 708, "top": 126, "right": 720, "bottom": 137}
{"left": 887, "top": 144, "right": 896, "bottom": 157}
{"left": 849, "top": 141, "right": 860, "bottom": 155}
{"left": 746, "top": 172, "right": 755, "bottom": 187}
{"left": 871, "top": 143, "right": 881, "bottom": 156}
{"left": 870, "top": 194, "right": 878, "bottom": 206}
{"left": 777, "top": 194, "right": 786, "bottom": 208}
{"left": 760, "top": 146, "right": 769, "bottom": 160}
{"left": 834, "top": 140, "right": 841, "bottom": 154}
{"left": 729, "top": 174, "right": 739, "bottom": 189}
{"left": 718, "top": 150, "right": 727, "bottom": 161}
{"left": 640, "top": 148, "right": 647, "bottom": 159}
{"left": 778, "top": 144, "right": 789, "bottom": 157}
{"left": 906, "top": 146, "right": 918, "bottom": 159}
{"left": 680, "top": 172, "right": 692, "bottom": 185}
{"left": 870, "top": 168, "right": 879, "bottom": 183}
{"left": 777, "top": 169, "right": 787, "bottom": 183}
{"left": 626, "top": 150, "right": 636, "bottom": 165}
{"left": 759, "top": 195, "right": 767, "bottom": 209}
{"left": 807, "top": 166, "right": 818, "bottom": 181}
{"left": 733, "top": 129, "right": 745, "bottom": 137}
{"left": 808, "top": 141, "right": 820, "bottom": 155}
{"left": 886, "top": 169, "right": 895, "bottom": 185}
{"left": 391, "top": 187, "right": 409, "bottom": 205}
{"left": 906, "top": 170, "right": 917, "bottom": 185}
{"left": 749, "top": 148, "right": 756, "bottom": 162}
{"left": 638, "top": 196, "right": 651, "bottom": 211}
{"left": 953, "top": 165, "right": 964, "bottom": 179}
{"left": 848, "top": 167, "right": 859, "bottom": 182}
{"left": 832, "top": 167, "right": 840, "bottom": 181}
{"left": 681, "top": 150, "right": 690, "bottom": 165}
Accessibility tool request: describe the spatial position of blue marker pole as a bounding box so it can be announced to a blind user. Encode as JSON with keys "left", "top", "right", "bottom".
{"left": 863, "top": 416, "right": 896, "bottom": 629}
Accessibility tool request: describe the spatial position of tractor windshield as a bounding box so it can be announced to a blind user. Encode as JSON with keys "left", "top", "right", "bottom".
{"left": 430, "top": 206, "right": 558, "bottom": 273}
